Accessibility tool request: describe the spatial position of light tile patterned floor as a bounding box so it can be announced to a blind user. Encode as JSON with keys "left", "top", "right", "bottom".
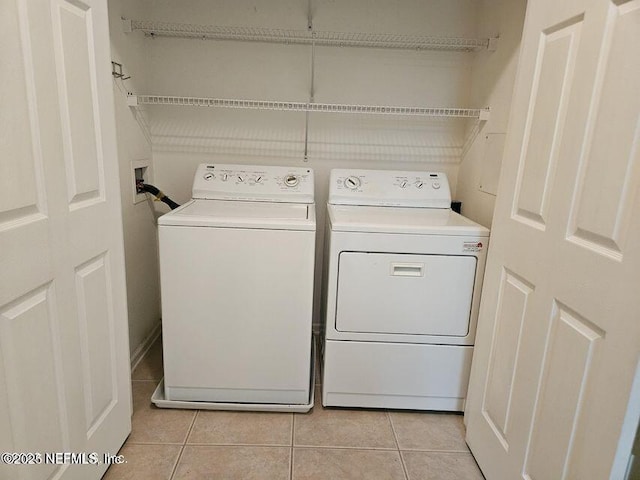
{"left": 103, "top": 337, "right": 484, "bottom": 480}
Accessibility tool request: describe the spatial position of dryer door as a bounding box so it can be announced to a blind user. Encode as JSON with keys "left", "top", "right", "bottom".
{"left": 335, "top": 252, "right": 476, "bottom": 336}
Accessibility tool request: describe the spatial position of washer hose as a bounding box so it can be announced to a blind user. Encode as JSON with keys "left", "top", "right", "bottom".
{"left": 136, "top": 182, "right": 180, "bottom": 210}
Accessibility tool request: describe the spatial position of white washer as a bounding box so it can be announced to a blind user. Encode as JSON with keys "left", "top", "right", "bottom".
{"left": 156, "top": 164, "right": 316, "bottom": 412}
{"left": 322, "top": 169, "right": 490, "bottom": 411}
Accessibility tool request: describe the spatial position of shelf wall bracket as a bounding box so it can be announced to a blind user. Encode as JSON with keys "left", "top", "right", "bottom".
{"left": 487, "top": 36, "right": 499, "bottom": 52}
{"left": 122, "top": 17, "right": 132, "bottom": 34}
{"left": 127, "top": 93, "right": 139, "bottom": 107}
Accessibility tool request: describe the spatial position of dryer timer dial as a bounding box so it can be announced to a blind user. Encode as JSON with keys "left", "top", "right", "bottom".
{"left": 284, "top": 174, "right": 300, "bottom": 187}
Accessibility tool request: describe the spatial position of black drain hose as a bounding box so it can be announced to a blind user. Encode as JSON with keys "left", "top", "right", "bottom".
{"left": 136, "top": 182, "right": 180, "bottom": 210}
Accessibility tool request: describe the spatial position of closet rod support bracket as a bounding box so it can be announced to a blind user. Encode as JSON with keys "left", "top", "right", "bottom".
{"left": 112, "top": 61, "right": 131, "bottom": 80}
{"left": 479, "top": 108, "right": 491, "bottom": 121}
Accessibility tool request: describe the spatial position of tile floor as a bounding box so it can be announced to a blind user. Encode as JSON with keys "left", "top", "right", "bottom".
{"left": 103, "top": 337, "right": 484, "bottom": 479}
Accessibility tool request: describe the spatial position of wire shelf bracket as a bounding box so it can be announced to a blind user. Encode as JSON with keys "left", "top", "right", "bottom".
{"left": 126, "top": 19, "right": 494, "bottom": 52}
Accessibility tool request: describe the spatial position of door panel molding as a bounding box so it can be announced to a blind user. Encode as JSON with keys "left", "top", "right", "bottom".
{"left": 567, "top": 1, "right": 640, "bottom": 261}
{"left": 512, "top": 16, "right": 583, "bottom": 230}
{"left": 482, "top": 268, "right": 534, "bottom": 452}
{"left": 51, "top": 0, "right": 105, "bottom": 210}
{"left": 524, "top": 301, "right": 604, "bottom": 480}
{"left": 0, "top": 283, "right": 70, "bottom": 479}
{"left": 75, "top": 253, "right": 118, "bottom": 439}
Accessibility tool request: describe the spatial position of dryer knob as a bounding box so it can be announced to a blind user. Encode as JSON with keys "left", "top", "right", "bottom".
{"left": 284, "top": 175, "right": 299, "bottom": 187}
{"left": 203, "top": 172, "right": 215, "bottom": 181}
{"left": 344, "top": 176, "right": 361, "bottom": 190}
{"left": 432, "top": 182, "right": 441, "bottom": 189}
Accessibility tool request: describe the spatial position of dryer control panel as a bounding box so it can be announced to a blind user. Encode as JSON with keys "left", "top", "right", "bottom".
{"left": 329, "top": 169, "right": 451, "bottom": 208}
{"left": 192, "top": 164, "right": 314, "bottom": 204}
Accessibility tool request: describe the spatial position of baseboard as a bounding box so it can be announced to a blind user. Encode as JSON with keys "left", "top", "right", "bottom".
{"left": 130, "top": 321, "right": 162, "bottom": 372}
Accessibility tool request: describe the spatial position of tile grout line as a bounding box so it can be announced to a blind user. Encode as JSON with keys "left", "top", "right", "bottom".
{"left": 126, "top": 441, "right": 185, "bottom": 446}
{"left": 184, "top": 442, "right": 293, "bottom": 447}
{"left": 292, "top": 445, "right": 400, "bottom": 451}
{"left": 183, "top": 442, "right": 293, "bottom": 448}
{"left": 169, "top": 410, "right": 199, "bottom": 480}
{"left": 184, "top": 409, "right": 200, "bottom": 445}
{"left": 394, "top": 448, "right": 473, "bottom": 453}
{"left": 388, "top": 412, "right": 410, "bottom": 480}
{"left": 168, "top": 445, "right": 185, "bottom": 480}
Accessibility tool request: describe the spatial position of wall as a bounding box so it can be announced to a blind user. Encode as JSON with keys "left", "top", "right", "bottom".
{"left": 455, "top": 0, "right": 527, "bottom": 228}
{"left": 108, "top": 0, "right": 162, "bottom": 361}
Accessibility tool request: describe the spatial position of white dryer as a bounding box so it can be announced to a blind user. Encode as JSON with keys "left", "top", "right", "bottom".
{"left": 155, "top": 164, "right": 316, "bottom": 412}
{"left": 322, "top": 169, "right": 489, "bottom": 411}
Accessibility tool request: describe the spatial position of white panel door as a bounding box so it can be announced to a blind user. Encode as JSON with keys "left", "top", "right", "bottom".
{"left": 0, "top": 1, "right": 131, "bottom": 479}
{"left": 465, "top": 0, "right": 640, "bottom": 479}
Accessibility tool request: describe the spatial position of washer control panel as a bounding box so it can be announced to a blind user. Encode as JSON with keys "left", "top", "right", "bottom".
{"left": 329, "top": 169, "right": 451, "bottom": 208}
{"left": 192, "top": 164, "right": 314, "bottom": 203}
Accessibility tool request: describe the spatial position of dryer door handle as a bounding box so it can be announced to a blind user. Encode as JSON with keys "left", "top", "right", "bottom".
{"left": 390, "top": 263, "right": 424, "bottom": 277}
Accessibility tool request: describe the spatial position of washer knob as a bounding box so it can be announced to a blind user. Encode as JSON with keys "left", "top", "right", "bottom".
{"left": 415, "top": 181, "right": 424, "bottom": 189}
{"left": 284, "top": 174, "right": 299, "bottom": 187}
{"left": 255, "top": 175, "right": 263, "bottom": 184}
{"left": 432, "top": 182, "right": 441, "bottom": 189}
{"left": 237, "top": 175, "right": 244, "bottom": 183}
{"left": 399, "top": 180, "right": 408, "bottom": 189}
{"left": 221, "top": 173, "right": 228, "bottom": 181}
{"left": 344, "top": 176, "right": 361, "bottom": 190}
{"left": 203, "top": 172, "right": 214, "bottom": 181}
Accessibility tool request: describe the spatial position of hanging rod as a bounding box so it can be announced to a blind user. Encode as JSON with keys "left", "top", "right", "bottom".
{"left": 125, "top": 20, "right": 493, "bottom": 52}
{"left": 127, "top": 94, "right": 490, "bottom": 119}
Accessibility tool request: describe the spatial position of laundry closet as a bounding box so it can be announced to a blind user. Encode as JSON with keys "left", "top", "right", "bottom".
{"left": 108, "top": 0, "right": 527, "bottom": 347}
{"left": 3, "top": 0, "right": 638, "bottom": 478}
{"left": 104, "top": 0, "right": 640, "bottom": 476}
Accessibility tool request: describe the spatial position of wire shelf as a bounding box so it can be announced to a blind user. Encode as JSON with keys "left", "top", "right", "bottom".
{"left": 129, "top": 20, "right": 490, "bottom": 51}
{"left": 127, "top": 94, "right": 489, "bottom": 119}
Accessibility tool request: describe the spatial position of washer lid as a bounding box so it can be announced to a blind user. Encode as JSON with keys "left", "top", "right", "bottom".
{"left": 158, "top": 200, "right": 316, "bottom": 230}
{"left": 328, "top": 204, "right": 489, "bottom": 236}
